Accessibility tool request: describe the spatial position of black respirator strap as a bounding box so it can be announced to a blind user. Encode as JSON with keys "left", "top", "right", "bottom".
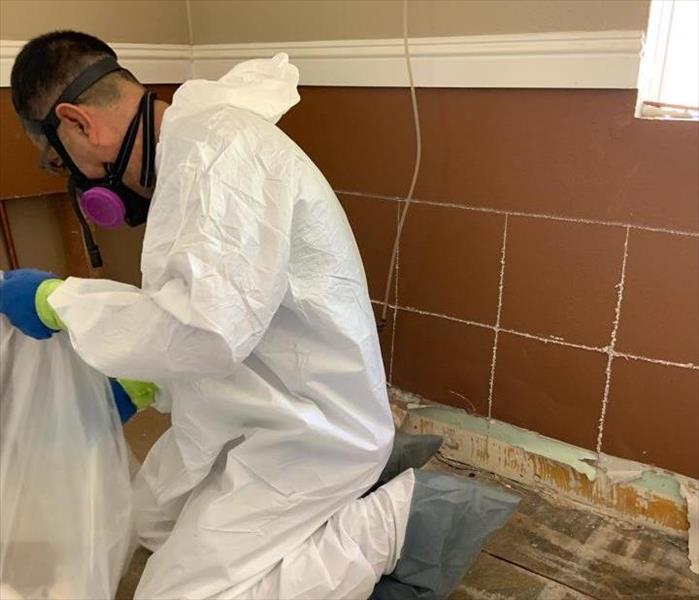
{"left": 42, "top": 56, "right": 122, "bottom": 129}
{"left": 110, "top": 93, "right": 145, "bottom": 179}
{"left": 68, "top": 177, "right": 103, "bottom": 269}
{"left": 35, "top": 56, "right": 125, "bottom": 184}
{"left": 109, "top": 91, "right": 156, "bottom": 187}
{"left": 43, "top": 123, "right": 85, "bottom": 183}
{"left": 141, "top": 91, "right": 156, "bottom": 188}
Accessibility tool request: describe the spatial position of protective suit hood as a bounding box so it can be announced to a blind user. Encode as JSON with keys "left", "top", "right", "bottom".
{"left": 48, "top": 52, "right": 401, "bottom": 599}
{"left": 171, "top": 52, "right": 300, "bottom": 124}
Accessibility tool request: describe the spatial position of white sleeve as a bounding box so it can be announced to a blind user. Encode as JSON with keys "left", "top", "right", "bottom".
{"left": 50, "top": 154, "right": 293, "bottom": 383}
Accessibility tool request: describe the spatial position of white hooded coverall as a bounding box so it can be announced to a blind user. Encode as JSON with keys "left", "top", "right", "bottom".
{"left": 48, "top": 54, "right": 415, "bottom": 599}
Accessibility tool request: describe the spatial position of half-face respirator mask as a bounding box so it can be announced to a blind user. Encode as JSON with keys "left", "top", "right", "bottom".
{"left": 24, "top": 56, "right": 157, "bottom": 268}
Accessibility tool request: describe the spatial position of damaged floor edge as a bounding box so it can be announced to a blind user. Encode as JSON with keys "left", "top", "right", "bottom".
{"left": 389, "top": 387, "right": 699, "bottom": 575}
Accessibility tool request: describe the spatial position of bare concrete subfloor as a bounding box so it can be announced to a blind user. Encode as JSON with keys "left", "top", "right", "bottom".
{"left": 116, "top": 454, "right": 699, "bottom": 599}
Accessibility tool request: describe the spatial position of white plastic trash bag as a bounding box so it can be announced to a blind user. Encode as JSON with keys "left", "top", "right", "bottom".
{"left": 0, "top": 316, "right": 134, "bottom": 599}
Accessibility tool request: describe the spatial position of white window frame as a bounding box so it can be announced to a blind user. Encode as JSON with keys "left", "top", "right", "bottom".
{"left": 636, "top": 0, "right": 699, "bottom": 120}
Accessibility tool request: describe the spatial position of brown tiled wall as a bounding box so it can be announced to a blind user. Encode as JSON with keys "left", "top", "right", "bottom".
{"left": 2, "top": 83, "right": 697, "bottom": 479}
{"left": 280, "top": 87, "right": 699, "bottom": 479}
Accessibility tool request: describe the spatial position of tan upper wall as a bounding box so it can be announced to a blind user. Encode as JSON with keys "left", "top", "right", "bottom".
{"left": 0, "top": 0, "right": 190, "bottom": 44}
{"left": 0, "top": 0, "right": 649, "bottom": 46}
{"left": 190, "top": 0, "right": 650, "bottom": 45}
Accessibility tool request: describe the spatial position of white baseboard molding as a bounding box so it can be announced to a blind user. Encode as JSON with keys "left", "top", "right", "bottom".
{"left": 1, "top": 30, "right": 642, "bottom": 89}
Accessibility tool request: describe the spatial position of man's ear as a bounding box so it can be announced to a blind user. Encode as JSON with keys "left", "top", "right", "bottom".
{"left": 54, "top": 103, "right": 98, "bottom": 144}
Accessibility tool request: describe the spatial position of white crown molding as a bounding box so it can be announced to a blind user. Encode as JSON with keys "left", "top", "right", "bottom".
{"left": 0, "top": 41, "right": 192, "bottom": 87}
{"left": 2, "top": 30, "right": 642, "bottom": 89}
{"left": 192, "top": 30, "right": 643, "bottom": 88}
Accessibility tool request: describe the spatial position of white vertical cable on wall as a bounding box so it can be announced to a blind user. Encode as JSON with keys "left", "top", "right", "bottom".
{"left": 185, "top": 0, "right": 195, "bottom": 47}
{"left": 387, "top": 202, "right": 401, "bottom": 385}
{"left": 382, "top": 0, "right": 423, "bottom": 369}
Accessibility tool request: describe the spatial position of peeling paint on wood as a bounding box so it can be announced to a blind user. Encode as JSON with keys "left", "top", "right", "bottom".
{"left": 392, "top": 390, "right": 693, "bottom": 538}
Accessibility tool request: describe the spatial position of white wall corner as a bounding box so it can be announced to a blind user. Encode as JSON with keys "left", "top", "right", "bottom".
{"left": 2, "top": 30, "right": 642, "bottom": 89}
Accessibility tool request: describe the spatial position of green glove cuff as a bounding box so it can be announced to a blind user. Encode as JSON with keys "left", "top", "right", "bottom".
{"left": 117, "top": 378, "right": 159, "bottom": 411}
{"left": 35, "top": 279, "right": 66, "bottom": 331}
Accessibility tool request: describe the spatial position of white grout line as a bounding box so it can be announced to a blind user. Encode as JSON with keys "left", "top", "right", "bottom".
{"left": 388, "top": 202, "right": 401, "bottom": 385}
{"left": 370, "top": 298, "right": 699, "bottom": 371}
{"left": 612, "top": 350, "right": 699, "bottom": 371}
{"left": 337, "top": 190, "right": 403, "bottom": 202}
{"left": 381, "top": 303, "right": 495, "bottom": 330}
{"left": 498, "top": 328, "right": 608, "bottom": 354}
{"left": 336, "top": 189, "right": 699, "bottom": 238}
{"left": 373, "top": 300, "right": 608, "bottom": 352}
{"left": 596, "top": 226, "right": 631, "bottom": 456}
{"left": 487, "top": 215, "right": 508, "bottom": 420}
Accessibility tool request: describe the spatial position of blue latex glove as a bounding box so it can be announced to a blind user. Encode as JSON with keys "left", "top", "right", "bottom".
{"left": 110, "top": 379, "right": 138, "bottom": 424}
{"left": 0, "top": 269, "right": 58, "bottom": 339}
{"left": 109, "top": 378, "right": 159, "bottom": 424}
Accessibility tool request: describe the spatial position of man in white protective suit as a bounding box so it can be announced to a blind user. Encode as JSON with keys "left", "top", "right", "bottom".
{"left": 0, "top": 32, "right": 518, "bottom": 599}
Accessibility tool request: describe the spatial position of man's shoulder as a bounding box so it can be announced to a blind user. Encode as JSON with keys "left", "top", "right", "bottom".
{"left": 158, "top": 104, "right": 302, "bottom": 188}
{"left": 165, "top": 104, "right": 286, "bottom": 145}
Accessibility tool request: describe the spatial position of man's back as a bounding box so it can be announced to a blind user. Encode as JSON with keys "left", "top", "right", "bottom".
{"left": 129, "top": 89, "right": 396, "bottom": 595}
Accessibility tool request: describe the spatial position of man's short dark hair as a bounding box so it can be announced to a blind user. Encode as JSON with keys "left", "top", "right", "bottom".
{"left": 11, "top": 30, "right": 138, "bottom": 123}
